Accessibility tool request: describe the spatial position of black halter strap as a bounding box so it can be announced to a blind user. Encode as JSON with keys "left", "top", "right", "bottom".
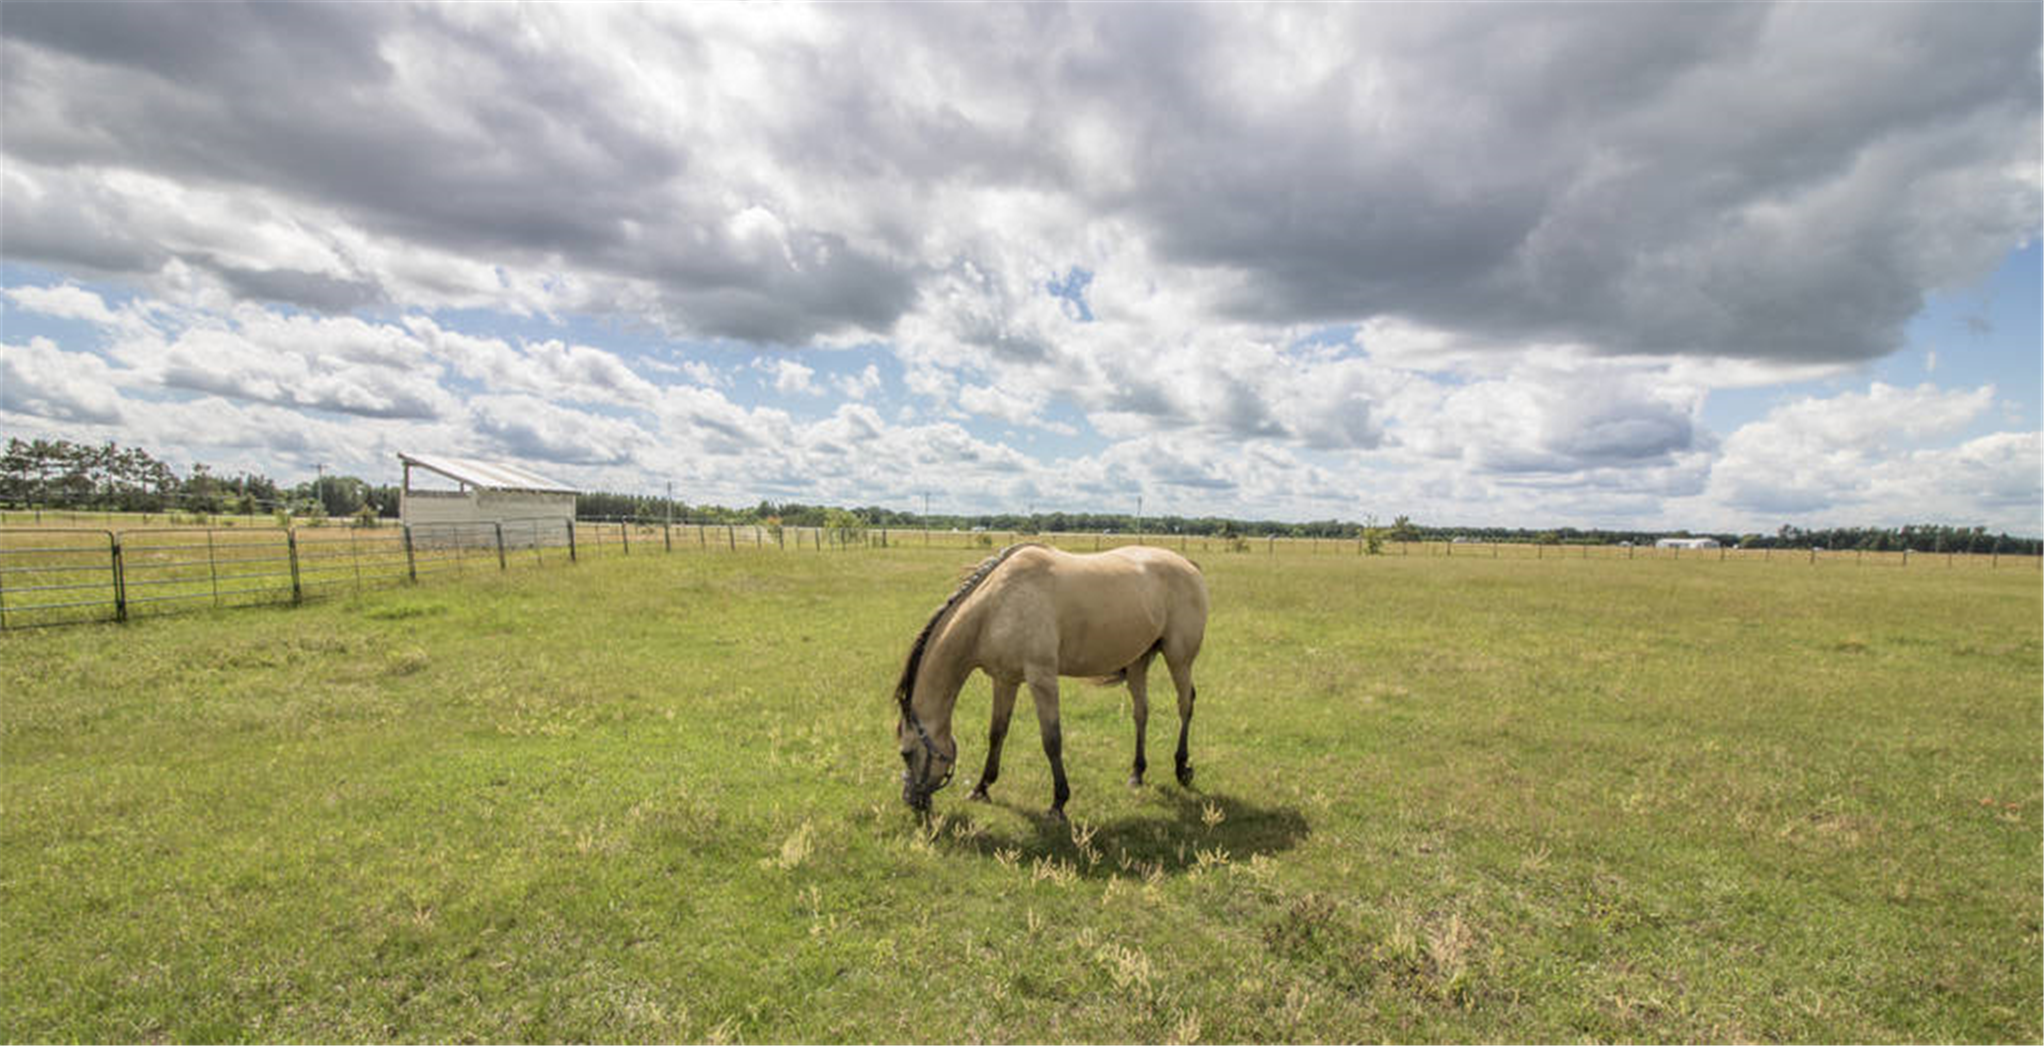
{"left": 901, "top": 695, "right": 955, "bottom": 796}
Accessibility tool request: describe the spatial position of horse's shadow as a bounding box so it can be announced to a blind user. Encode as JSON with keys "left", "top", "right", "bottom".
{"left": 930, "top": 788, "right": 1310, "bottom": 879}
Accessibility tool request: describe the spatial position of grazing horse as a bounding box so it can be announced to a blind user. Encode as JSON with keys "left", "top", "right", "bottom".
{"left": 895, "top": 542, "right": 1209, "bottom": 819}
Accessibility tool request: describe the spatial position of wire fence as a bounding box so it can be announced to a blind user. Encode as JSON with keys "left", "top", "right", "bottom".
{"left": 1, "top": 517, "right": 2032, "bottom": 630}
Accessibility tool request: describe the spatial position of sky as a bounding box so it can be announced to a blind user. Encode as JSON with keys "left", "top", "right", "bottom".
{"left": 1, "top": 2, "right": 2039, "bottom": 534}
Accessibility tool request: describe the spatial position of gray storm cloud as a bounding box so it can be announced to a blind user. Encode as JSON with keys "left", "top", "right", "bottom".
{"left": 2, "top": 1, "right": 2033, "bottom": 362}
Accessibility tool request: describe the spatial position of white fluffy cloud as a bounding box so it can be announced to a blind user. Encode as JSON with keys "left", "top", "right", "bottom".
{"left": 1705, "top": 382, "right": 1999, "bottom": 517}
{"left": 1, "top": 336, "right": 124, "bottom": 424}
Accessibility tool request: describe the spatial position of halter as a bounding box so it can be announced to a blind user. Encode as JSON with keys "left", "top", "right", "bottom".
{"left": 900, "top": 695, "right": 955, "bottom": 799}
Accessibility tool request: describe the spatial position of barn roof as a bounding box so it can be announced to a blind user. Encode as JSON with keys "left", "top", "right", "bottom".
{"left": 398, "top": 452, "right": 579, "bottom": 495}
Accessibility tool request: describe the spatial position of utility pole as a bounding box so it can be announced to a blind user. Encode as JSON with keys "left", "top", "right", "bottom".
{"left": 1136, "top": 494, "right": 1143, "bottom": 544}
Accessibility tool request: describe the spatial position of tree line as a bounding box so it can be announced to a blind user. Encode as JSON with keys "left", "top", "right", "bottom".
{"left": 0, "top": 438, "right": 397, "bottom": 520}
{"left": 5, "top": 438, "right": 2036, "bottom": 554}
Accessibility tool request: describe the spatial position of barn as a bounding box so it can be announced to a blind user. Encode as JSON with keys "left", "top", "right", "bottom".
{"left": 397, "top": 452, "right": 578, "bottom": 542}
{"left": 1654, "top": 537, "right": 1721, "bottom": 550}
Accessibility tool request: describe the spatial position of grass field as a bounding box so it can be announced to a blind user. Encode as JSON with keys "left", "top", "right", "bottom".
{"left": 3, "top": 547, "right": 2038, "bottom": 1042}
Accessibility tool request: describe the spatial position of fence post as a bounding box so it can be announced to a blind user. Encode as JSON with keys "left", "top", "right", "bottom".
{"left": 664, "top": 518, "right": 672, "bottom": 553}
{"left": 110, "top": 531, "right": 127, "bottom": 623}
{"left": 621, "top": 520, "right": 630, "bottom": 555}
{"left": 727, "top": 525, "right": 736, "bottom": 551}
{"left": 568, "top": 520, "right": 578, "bottom": 562}
{"left": 495, "top": 522, "right": 508, "bottom": 570}
{"left": 208, "top": 529, "right": 222, "bottom": 606}
{"left": 286, "top": 528, "right": 303, "bottom": 604}
{"left": 403, "top": 524, "right": 417, "bottom": 582}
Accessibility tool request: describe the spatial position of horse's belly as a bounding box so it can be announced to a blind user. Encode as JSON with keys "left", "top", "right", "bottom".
{"left": 1054, "top": 606, "right": 1165, "bottom": 676}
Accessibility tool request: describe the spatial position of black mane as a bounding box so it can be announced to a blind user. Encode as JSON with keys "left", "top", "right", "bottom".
{"left": 894, "top": 543, "right": 1041, "bottom": 712}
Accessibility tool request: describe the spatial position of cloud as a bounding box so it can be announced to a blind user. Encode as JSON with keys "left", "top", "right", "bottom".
{"left": 834, "top": 363, "right": 882, "bottom": 401}
{"left": 407, "top": 319, "right": 661, "bottom": 407}
{"left": 1, "top": 4, "right": 2038, "bottom": 533}
{"left": 209, "top": 263, "right": 384, "bottom": 313}
{"left": 765, "top": 359, "right": 817, "bottom": 396}
{"left": 4, "top": 283, "right": 122, "bottom": 326}
{"left": 0, "top": 337, "right": 124, "bottom": 424}
{"left": 5, "top": 3, "right": 2030, "bottom": 363}
{"left": 469, "top": 395, "right": 646, "bottom": 466}
{"left": 1707, "top": 382, "right": 1999, "bottom": 516}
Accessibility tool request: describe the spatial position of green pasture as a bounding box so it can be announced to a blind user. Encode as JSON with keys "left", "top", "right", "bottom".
{"left": 3, "top": 547, "right": 2038, "bottom": 1042}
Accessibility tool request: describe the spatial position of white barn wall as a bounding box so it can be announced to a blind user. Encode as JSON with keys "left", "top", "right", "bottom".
{"left": 401, "top": 489, "right": 576, "bottom": 546}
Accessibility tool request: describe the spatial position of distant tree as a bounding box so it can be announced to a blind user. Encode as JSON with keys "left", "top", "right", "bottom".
{"left": 184, "top": 464, "right": 225, "bottom": 514}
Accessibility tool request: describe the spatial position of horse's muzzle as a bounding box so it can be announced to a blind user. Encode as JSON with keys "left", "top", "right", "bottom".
{"left": 902, "top": 772, "right": 931, "bottom": 812}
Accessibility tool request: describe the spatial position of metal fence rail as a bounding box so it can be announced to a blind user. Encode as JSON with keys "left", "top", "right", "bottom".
{"left": 0, "top": 529, "right": 122, "bottom": 629}
{"left": 119, "top": 528, "right": 295, "bottom": 619}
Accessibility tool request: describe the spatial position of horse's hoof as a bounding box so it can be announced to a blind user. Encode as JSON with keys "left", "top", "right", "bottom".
{"left": 1176, "top": 764, "right": 1196, "bottom": 788}
{"left": 1045, "top": 806, "right": 1067, "bottom": 822}
{"left": 1127, "top": 774, "right": 1144, "bottom": 789}
{"left": 968, "top": 786, "right": 991, "bottom": 802}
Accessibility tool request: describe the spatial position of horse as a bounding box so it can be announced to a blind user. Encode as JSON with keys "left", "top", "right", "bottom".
{"left": 894, "top": 542, "right": 1209, "bottom": 819}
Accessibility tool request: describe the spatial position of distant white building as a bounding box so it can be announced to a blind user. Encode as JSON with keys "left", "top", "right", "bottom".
{"left": 1655, "top": 537, "right": 1721, "bottom": 549}
{"left": 397, "top": 452, "right": 578, "bottom": 539}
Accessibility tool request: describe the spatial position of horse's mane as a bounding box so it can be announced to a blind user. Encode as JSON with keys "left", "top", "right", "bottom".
{"left": 895, "top": 543, "right": 1043, "bottom": 711}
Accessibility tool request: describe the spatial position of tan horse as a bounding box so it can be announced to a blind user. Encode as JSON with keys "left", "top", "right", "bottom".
{"left": 895, "top": 542, "right": 1209, "bottom": 819}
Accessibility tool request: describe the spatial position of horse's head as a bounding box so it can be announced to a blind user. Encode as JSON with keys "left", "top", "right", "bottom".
{"left": 896, "top": 711, "right": 956, "bottom": 812}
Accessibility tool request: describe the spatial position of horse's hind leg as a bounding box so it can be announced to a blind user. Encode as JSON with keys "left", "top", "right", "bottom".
{"left": 1165, "top": 651, "right": 1198, "bottom": 788}
{"left": 1126, "top": 650, "right": 1156, "bottom": 787}
{"left": 970, "top": 678, "right": 1019, "bottom": 802}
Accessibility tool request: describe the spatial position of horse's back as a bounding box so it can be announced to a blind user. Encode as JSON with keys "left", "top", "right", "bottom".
{"left": 991, "top": 544, "right": 1206, "bottom": 675}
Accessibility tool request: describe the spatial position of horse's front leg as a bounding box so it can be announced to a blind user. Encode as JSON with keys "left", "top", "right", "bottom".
{"left": 970, "top": 678, "right": 1019, "bottom": 801}
{"left": 1027, "top": 667, "right": 1070, "bottom": 819}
